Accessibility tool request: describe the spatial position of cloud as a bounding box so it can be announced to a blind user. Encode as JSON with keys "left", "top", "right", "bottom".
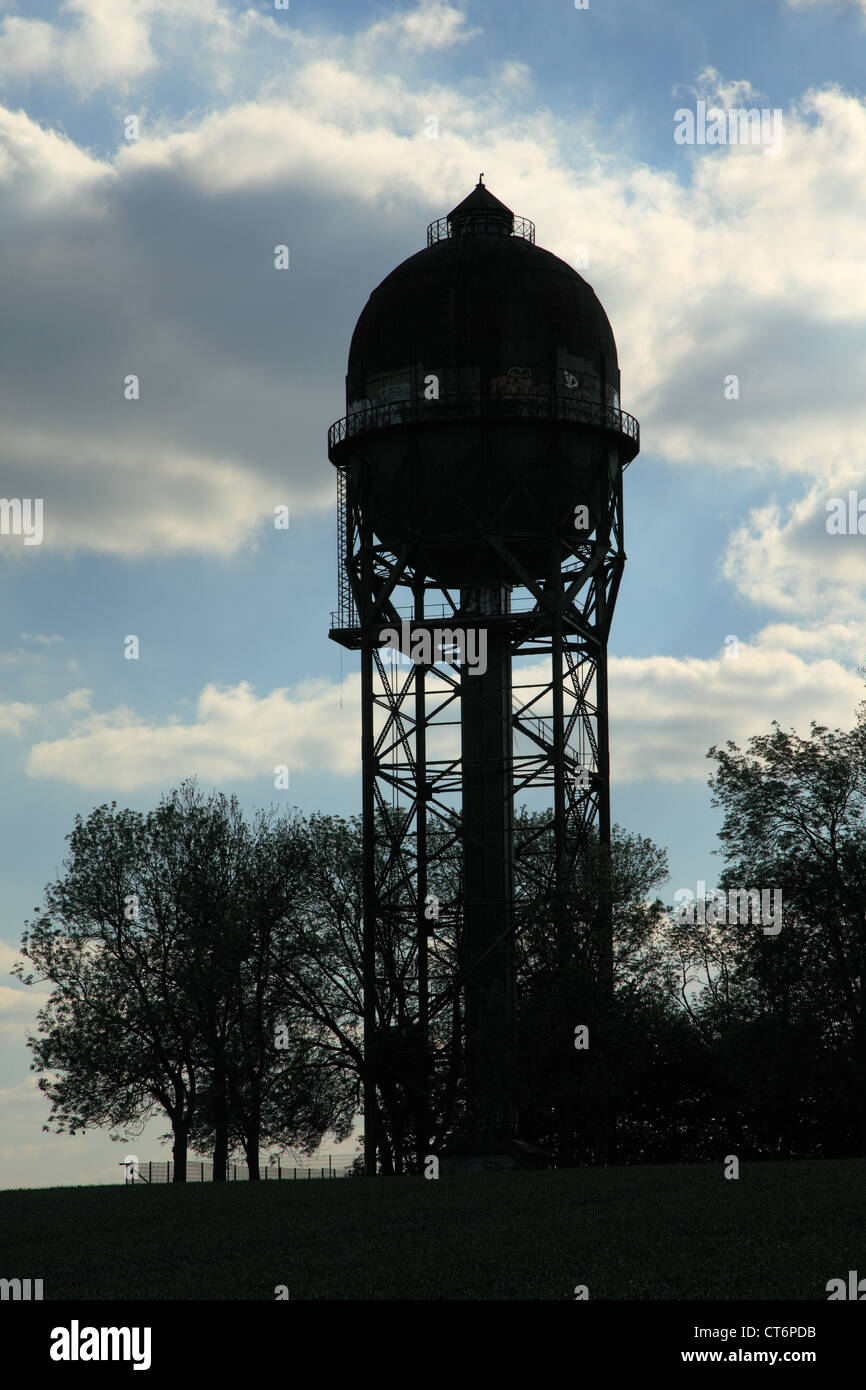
{"left": 0, "top": 1, "right": 154, "bottom": 92}
{"left": 611, "top": 643, "right": 862, "bottom": 782}
{"left": 0, "top": 938, "right": 24, "bottom": 975}
{"left": 0, "top": 1074, "right": 120, "bottom": 1185}
{"left": 3, "top": 9, "right": 866, "bottom": 561}
{"left": 722, "top": 478, "right": 866, "bottom": 618}
{"left": 0, "top": 1, "right": 472, "bottom": 100}
{"left": 0, "top": 689, "right": 92, "bottom": 737}
{"left": 786, "top": 0, "right": 866, "bottom": 13}
{"left": 0, "top": 0, "right": 290, "bottom": 96}
{"left": 364, "top": 1, "right": 481, "bottom": 52}
{"left": 0, "top": 697, "right": 38, "bottom": 734}
{"left": 675, "top": 64, "right": 763, "bottom": 108}
{"left": 20, "top": 633, "right": 865, "bottom": 791}
{"left": 0, "top": 983, "right": 51, "bottom": 1041}
{"left": 0, "top": 636, "right": 73, "bottom": 668}
{"left": 26, "top": 679, "right": 361, "bottom": 788}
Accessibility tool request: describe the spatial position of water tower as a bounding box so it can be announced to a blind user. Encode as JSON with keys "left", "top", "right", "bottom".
{"left": 328, "top": 180, "right": 639, "bottom": 1174}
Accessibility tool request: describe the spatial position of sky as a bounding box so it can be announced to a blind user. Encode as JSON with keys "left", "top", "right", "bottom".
{"left": 2, "top": 0, "right": 866, "bottom": 1188}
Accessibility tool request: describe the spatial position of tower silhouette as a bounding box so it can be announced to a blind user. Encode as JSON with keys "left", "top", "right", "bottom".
{"left": 328, "top": 181, "right": 639, "bottom": 1173}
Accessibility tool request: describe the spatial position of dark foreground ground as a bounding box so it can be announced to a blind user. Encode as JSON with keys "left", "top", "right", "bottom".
{"left": 1, "top": 1158, "right": 863, "bottom": 1299}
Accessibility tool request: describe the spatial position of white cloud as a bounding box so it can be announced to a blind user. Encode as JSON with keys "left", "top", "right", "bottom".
{"left": 20, "top": 635, "right": 865, "bottom": 792}
{"left": 675, "top": 64, "right": 763, "bottom": 108}
{"left": 0, "top": 983, "right": 51, "bottom": 1041}
{"left": 26, "top": 679, "right": 361, "bottom": 788}
{"left": 722, "top": 478, "right": 866, "bottom": 618}
{"left": 0, "top": 689, "right": 92, "bottom": 737}
{"left": 0, "top": 1074, "right": 134, "bottom": 1186}
{"left": 0, "top": 104, "right": 102, "bottom": 197}
{"left": 0, "top": 938, "right": 25, "bottom": 978}
{"left": 364, "top": 2, "right": 481, "bottom": 52}
{"left": 787, "top": 0, "right": 866, "bottom": 13}
{"left": 0, "top": 0, "right": 291, "bottom": 95}
{"left": 0, "top": 697, "right": 37, "bottom": 735}
{"left": 0, "top": 0, "right": 154, "bottom": 92}
{"left": 2, "top": 10, "right": 866, "bottom": 558}
{"left": 752, "top": 619, "right": 866, "bottom": 662}
{"left": 0, "top": 1, "right": 468, "bottom": 98}
{"left": 611, "top": 644, "right": 862, "bottom": 782}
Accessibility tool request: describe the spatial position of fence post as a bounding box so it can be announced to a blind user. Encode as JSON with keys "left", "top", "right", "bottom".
{"left": 329, "top": 1155, "right": 332, "bottom": 1177}
{"left": 308, "top": 1167, "right": 311, "bottom": 1180}
{"left": 278, "top": 1163, "right": 281, "bottom": 1181}
{"left": 201, "top": 1161, "right": 204, "bottom": 1181}
{"left": 149, "top": 1161, "right": 152, "bottom": 1183}
{"left": 168, "top": 1160, "right": 171, "bottom": 1182}
{"left": 294, "top": 1168, "right": 296, "bottom": 1180}
{"left": 264, "top": 1166, "right": 267, "bottom": 1180}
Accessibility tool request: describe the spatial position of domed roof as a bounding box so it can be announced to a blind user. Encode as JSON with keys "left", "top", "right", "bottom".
{"left": 345, "top": 182, "right": 620, "bottom": 404}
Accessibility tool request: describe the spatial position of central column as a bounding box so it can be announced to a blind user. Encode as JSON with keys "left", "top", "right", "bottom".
{"left": 459, "top": 582, "right": 516, "bottom": 1147}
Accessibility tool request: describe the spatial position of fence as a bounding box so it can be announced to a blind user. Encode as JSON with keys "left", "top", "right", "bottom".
{"left": 122, "top": 1156, "right": 355, "bottom": 1183}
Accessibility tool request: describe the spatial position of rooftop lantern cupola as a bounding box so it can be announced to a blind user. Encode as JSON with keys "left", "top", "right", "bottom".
{"left": 426, "top": 175, "right": 535, "bottom": 246}
{"left": 446, "top": 175, "right": 515, "bottom": 238}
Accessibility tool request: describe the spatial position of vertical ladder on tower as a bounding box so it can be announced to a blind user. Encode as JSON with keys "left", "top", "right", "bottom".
{"left": 335, "top": 464, "right": 357, "bottom": 631}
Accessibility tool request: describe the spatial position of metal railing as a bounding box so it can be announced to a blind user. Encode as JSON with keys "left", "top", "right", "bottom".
{"left": 426, "top": 214, "right": 536, "bottom": 246}
{"left": 122, "top": 1156, "right": 354, "bottom": 1183}
{"left": 328, "top": 394, "right": 639, "bottom": 453}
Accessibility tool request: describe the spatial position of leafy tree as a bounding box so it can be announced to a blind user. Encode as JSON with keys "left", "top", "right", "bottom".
{"left": 514, "top": 817, "right": 670, "bottom": 1164}
{"left": 15, "top": 782, "right": 351, "bottom": 1180}
{"left": 16, "top": 801, "right": 200, "bottom": 1180}
{"left": 650, "top": 702, "right": 866, "bottom": 1160}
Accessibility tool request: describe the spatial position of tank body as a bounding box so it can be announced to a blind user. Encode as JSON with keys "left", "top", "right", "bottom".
{"left": 330, "top": 190, "right": 637, "bottom": 585}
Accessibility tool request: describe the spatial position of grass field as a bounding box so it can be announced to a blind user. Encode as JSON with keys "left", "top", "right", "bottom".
{"left": 1, "top": 1158, "right": 863, "bottom": 1300}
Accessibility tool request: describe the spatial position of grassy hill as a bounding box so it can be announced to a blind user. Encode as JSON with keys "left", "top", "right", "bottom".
{"left": 2, "top": 1158, "right": 863, "bottom": 1300}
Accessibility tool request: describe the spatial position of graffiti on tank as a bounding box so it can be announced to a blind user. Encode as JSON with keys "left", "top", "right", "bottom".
{"left": 373, "top": 381, "right": 412, "bottom": 404}
{"left": 489, "top": 366, "right": 550, "bottom": 399}
{"left": 559, "top": 369, "right": 601, "bottom": 401}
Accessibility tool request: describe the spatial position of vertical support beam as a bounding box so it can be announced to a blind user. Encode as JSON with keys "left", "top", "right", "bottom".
{"left": 550, "top": 546, "right": 568, "bottom": 966}
{"left": 414, "top": 574, "right": 430, "bottom": 1164}
{"left": 359, "top": 474, "right": 380, "bottom": 1177}
{"left": 460, "top": 584, "right": 516, "bottom": 1148}
{"left": 592, "top": 464, "right": 615, "bottom": 1165}
{"left": 550, "top": 544, "right": 575, "bottom": 1165}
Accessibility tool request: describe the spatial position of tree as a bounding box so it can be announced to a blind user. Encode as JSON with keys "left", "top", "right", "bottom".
{"left": 15, "top": 782, "right": 352, "bottom": 1180}
{"left": 513, "top": 816, "right": 670, "bottom": 1163}
{"left": 16, "top": 800, "right": 200, "bottom": 1180}
{"left": 701, "top": 703, "right": 866, "bottom": 1153}
{"left": 280, "top": 807, "right": 675, "bottom": 1171}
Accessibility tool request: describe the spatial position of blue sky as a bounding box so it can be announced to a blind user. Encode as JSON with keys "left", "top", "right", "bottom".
{"left": 2, "top": 0, "right": 866, "bottom": 1187}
